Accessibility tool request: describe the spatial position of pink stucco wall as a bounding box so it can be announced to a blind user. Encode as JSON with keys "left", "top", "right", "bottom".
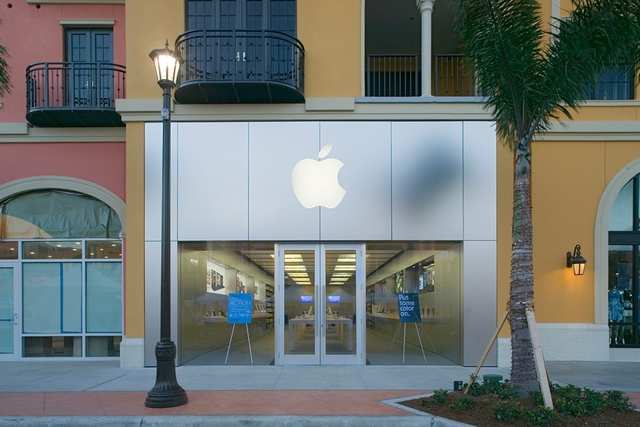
{"left": 0, "top": 142, "right": 125, "bottom": 200}
{"left": 0, "top": 1, "right": 126, "bottom": 122}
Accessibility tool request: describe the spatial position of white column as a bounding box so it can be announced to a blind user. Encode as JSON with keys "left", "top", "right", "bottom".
{"left": 417, "top": 0, "right": 435, "bottom": 96}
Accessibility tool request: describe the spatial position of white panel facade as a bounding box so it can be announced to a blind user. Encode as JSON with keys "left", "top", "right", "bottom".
{"left": 177, "top": 122, "right": 249, "bottom": 241}
{"left": 463, "top": 121, "right": 497, "bottom": 241}
{"left": 391, "top": 122, "right": 464, "bottom": 240}
{"left": 463, "top": 240, "right": 497, "bottom": 366}
{"left": 319, "top": 122, "right": 392, "bottom": 240}
{"left": 145, "top": 123, "right": 178, "bottom": 242}
{"left": 249, "top": 121, "right": 320, "bottom": 240}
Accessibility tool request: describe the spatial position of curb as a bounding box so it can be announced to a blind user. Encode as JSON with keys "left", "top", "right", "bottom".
{"left": 0, "top": 415, "right": 471, "bottom": 427}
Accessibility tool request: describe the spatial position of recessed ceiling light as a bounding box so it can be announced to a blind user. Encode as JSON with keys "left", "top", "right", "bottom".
{"left": 285, "top": 265, "right": 306, "bottom": 272}
{"left": 334, "top": 265, "right": 356, "bottom": 271}
{"left": 287, "top": 272, "right": 309, "bottom": 278}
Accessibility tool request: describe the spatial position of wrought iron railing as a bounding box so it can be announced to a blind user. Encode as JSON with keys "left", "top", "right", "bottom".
{"left": 365, "top": 54, "right": 420, "bottom": 97}
{"left": 26, "top": 62, "right": 126, "bottom": 112}
{"left": 175, "top": 29, "right": 304, "bottom": 93}
{"left": 365, "top": 54, "right": 477, "bottom": 97}
{"left": 433, "top": 54, "right": 476, "bottom": 97}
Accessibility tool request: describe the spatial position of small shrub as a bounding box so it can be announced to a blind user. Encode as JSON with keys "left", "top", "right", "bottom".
{"left": 466, "top": 382, "right": 484, "bottom": 397}
{"left": 525, "top": 407, "right": 557, "bottom": 427}
{"left": 449, "top": 396, "right": 476, "bottom": 411}
{"left": 494, "top": 401, "right": 522, "bottom": 422}
{"left": 431, "top": 389, "right": 449, "bottom": 405}
{"left": 496, "top": 384, "right": 519, "bottom": 401}
{"left": 605, "top": 390, "right": 633, "bottom": 412}
{"left": 530, "top": 391, "right": 544, "bottom": 407}
{"left": 582, "top": 388, "right": 607, "bottom": 416}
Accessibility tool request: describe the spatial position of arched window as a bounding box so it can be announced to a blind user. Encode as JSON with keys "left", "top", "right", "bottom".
{"left": 0, "top": 190, "right": 122, "bottom": 359}
{"left": 608, "top": 175, "right": 640, "bottom": 347}
{"left": 0, "top": 189, "right": 121, "bottom": 239}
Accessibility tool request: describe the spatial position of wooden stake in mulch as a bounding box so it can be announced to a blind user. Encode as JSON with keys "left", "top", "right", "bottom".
{"left": 464, "top": 304, "right": 554, "bottom": 410}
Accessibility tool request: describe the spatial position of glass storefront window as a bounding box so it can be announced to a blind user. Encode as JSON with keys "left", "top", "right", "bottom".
{"left": 86, "top": 240, "right": 122, "bottom": 260}
{"left": 179, "top": 242, "right": 275, "bottom": 365}
{"left": 86, "top": 263, "right": 122, "bottom": 333}
{"left": 608, "top": 174, "right": 640, "bottom": 348}
{"left": 86, "top": 336, "right": 121, "bottom": 357}
{"left": 23, "top": 336, "right": 82, "bottom": 357}
{"left": 22, "top": 241, "right": 82, "bottom": 259}
{"left": 366, "top": 242, "right": 461, "bottom": 365}
{"left": 0, "top": 241, "right": 18, "bottom": 259}
{"left": 22, "top": 263, "right": 82, "bottom": 334}
{"left": 324, "top": 249, "right": 356, "bottom": 355}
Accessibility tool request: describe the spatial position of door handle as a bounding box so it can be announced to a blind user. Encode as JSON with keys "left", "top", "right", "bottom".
{"left": 13, "top": 312, "right": 18, "bottom": 325}
{"left": 243, "top": 51, "right": 247, "bottom": 62}
{"left": 236, "top": 51, "right": 241, "bottom": 62}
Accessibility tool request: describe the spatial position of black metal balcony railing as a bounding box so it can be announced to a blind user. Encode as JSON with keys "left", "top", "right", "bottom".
{"left": 26, "top": 62, "right": 126, "bottom": 127}
{"left": 175, "top": 29, "right": 305, "bottom": 104}
{"left": 365, "top": 54, "right": 478, "bottom": 97}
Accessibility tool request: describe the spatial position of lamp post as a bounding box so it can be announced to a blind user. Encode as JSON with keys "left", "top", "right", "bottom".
{"left": 145, "top": 41, "right": 188, "bottom": 408}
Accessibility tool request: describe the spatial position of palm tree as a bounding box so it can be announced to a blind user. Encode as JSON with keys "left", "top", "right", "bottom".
{"left": 459, "top": 0, "right": 640, "bottom": 393}
{"left": 0, "top": 40, "right": 9, "bottom": 99}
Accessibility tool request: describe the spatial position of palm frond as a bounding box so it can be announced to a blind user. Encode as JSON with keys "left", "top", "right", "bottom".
{"left": 538, "top": 0, "right": 640, "bottom": 130}
{"left": 458, "top": 0, "right": 546, "bottom": 147}
{"left": 0, "top": 43, "right": 9, "bottom": 98}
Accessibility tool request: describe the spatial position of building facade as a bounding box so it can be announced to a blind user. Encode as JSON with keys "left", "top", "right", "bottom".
{"left": 1, "top": 0, "right": 639, "bottom": 368}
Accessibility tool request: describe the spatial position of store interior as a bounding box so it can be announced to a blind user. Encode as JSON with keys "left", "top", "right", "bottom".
{"left": 179, "top": 242, "right": 462, "bottom": 366}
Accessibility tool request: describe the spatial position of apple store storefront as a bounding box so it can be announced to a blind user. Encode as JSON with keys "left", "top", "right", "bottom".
{"left": 144, "top": 121, "right": 497, "bottom": 367}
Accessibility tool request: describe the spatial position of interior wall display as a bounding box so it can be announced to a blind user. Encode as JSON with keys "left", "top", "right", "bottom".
{"left": 419, "top": 261, "right": 435, "bottom": 292}
{"left": 206, "top": 261, "right": 224, "bottom": 293}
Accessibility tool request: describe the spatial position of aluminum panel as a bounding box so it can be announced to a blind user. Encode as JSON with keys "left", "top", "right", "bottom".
{"left": 177, "top": 122, "right": 249, "bottom": 241}
{"left": 463, "top": 122, "right": 497, "bottom": 241}
{"left": 249, "top": 122, "right": 320, "bottom": 240}
{"left": 320, "top": 122, "right": 392, "bottom": 240}
{"left": 462, "top": 240, "right": 497, "bottom": 366}
{"left": 391, "top": 122, "right": 463, "bottom": 240}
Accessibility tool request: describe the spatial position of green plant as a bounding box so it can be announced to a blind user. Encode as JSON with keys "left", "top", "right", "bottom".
{"left": 431, "top": 389, "right": 449, "bottom": 405}
{"left": 459, "top": 0, "right": 640, "bottom": 393}
{"left": 449, "top": 396, "right": 476, "bottom": 411}
{"left": 494, "top": 401, "right": 523, "bottom": 422}
{"left": 605, "top": 390, "right": 633, "bottom": 412}
{"left": 525, "top": 407, "right": 557, "bottom": 426}
{"left": 496, "top": 383, "right": 519, "bottom": 401}
{"left": 582, "top": 388, "right": 607, "bottom": 415}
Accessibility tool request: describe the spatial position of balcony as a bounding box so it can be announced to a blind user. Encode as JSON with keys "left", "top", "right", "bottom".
{"left": 365, "top": 54, "right": 477, "bottom": 97}
{"left": 174, "top": 29, "right": 304, "bottom": 104}
{"left": 26, "top": 62, "right": 125, "bottom": 127}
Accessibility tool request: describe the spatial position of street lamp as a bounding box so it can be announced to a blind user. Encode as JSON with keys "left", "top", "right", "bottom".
{"left": 145, "top": 41, "right": 187, "bottom": 408}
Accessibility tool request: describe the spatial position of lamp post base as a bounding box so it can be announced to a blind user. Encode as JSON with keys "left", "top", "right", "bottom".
{"left": 145, "top": 340, "right": 188, "bottom": 408}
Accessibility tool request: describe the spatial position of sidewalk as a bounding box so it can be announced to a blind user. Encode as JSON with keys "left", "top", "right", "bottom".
{"left": 0, "top": 361, "right": 638, "bottom": 426}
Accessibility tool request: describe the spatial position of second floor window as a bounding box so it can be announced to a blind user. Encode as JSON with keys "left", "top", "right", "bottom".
{"left": 187, "top": 0, "right": 296, "bottom": 36}
{"left": 586, "top": 65, "right": 635, "bottom": 101}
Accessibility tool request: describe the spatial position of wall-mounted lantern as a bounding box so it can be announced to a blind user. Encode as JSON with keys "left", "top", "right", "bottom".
{"left": 566, "top": 244, "right": 587, "bottom": 276}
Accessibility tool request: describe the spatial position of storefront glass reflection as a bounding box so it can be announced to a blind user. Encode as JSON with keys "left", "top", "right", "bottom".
{"left": 366, "top": 242, "right": 462, "bottom": 365}
{"left": 179, "top": 242, "right": 275, "bottom": 365}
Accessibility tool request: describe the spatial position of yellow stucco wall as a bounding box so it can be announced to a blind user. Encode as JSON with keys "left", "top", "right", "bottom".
{"left": 297, "top": 0, "right": 362, "bottom": 97}
{"left": 498, "top": 139, "right": 640, "bottom": 336}
{"left": 124, "top": 122, "right": 145, "bottom": 338}
{"left": 125, "top": 0, "right": 185, "bottom": 98}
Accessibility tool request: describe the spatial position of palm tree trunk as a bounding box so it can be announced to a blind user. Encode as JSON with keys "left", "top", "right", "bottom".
{"left": 509, "top": 134, "right": 538, "bottom": 394}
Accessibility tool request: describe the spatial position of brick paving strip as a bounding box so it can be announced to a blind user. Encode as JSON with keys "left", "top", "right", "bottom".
{"left": 0, "top": 390, "right": 422, "bottom": 417}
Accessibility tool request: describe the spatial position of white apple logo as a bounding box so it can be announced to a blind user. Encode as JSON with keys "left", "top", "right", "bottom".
{"left": 292, "top": 144, "right": 346, "bottom": 209}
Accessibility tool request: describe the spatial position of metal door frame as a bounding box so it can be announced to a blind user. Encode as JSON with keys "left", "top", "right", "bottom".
{"left": 275, "top": 243, "right": 365, "bottom": 365}
{"left": 0, "top": 262, "right": 20, "bottom": 360}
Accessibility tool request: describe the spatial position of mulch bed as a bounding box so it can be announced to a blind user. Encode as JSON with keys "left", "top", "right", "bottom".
{"left": 401, "top": 392, "right": 640, "bottom": 426}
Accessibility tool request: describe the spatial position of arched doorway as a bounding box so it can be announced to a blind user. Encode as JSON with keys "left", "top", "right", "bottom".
{"left": 0, "top": 178, "right": 125, "bottom": 360}
{"left": 595, "top": 159, "right": 640, "bottom": 358}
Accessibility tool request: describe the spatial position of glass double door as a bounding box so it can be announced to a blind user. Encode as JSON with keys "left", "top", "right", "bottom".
{"left": 275, "top": 244, "right": 365, "bottom": 365}
{"left": 0, "top": 264, "right": 18, "bottom": 359}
